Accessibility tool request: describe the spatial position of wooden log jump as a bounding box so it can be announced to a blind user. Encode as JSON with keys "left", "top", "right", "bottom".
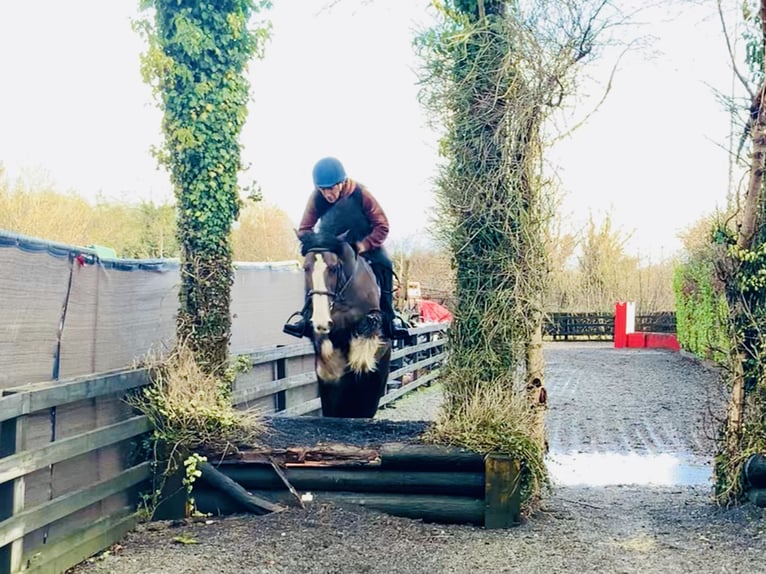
{"left": 192, "top": 441, "right": 521, "bottom": 528}
{"left": 194, "top": 488, "right": 486, "bottom": 525}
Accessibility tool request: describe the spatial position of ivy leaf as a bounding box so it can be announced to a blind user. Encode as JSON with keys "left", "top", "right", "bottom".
{"left": 172, "top": 535, "right": 199, "bottom": 545}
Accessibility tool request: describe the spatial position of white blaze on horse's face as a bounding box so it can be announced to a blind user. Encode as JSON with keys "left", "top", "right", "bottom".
{"left": 310, "top": 253, "right": 333, "bottom": 334}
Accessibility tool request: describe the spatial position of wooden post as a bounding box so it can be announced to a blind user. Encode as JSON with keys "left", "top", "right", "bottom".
{"left": 0, "top": 416, "right": 25, "bottom": 574}
{"left": 484, "top": 454, "right": 520, "bottom": 529}
{"left": 526, "top": 312, "right": 547, "bottom": 450}
{"left": 275, "top": 350, "right": 286, "bottom": 412}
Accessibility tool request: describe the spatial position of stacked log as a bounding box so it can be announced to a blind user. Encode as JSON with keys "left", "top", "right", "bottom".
{"left": 193, "top": 442, "right": 520, "bottom": 527}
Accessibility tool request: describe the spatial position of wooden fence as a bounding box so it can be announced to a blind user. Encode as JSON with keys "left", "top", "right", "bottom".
{"left": 543, "top": 312, "right": 676, "bottom": 341}
{"left": 0, "top": 324, "right": 447, "bottom": 574}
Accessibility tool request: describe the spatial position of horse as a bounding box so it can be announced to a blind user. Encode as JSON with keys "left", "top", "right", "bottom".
{"left": 298, "top": 230, "right": 392, "bottom": 418}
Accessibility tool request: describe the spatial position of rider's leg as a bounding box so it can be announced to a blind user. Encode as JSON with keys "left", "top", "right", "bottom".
{"left": 365, "top": 250, "right": 409, "bottom": 340}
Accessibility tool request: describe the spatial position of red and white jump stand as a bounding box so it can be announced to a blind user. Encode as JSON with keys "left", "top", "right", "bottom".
{"left": 613, "top": 301, "right": 680, "bottom": 351}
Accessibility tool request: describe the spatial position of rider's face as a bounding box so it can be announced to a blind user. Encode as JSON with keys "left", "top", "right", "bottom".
{"left": 318, "top": 182, "right": 342, "bottom": 203}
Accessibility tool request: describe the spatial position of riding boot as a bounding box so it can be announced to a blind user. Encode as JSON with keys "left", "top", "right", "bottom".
{"left": 382, "top": 289, "right": 409, "bottom": 340}
{"left": 373, "top": 263, "right": 409, "bottom": 340}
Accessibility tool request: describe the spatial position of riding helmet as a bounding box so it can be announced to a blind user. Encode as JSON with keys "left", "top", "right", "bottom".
{"left": 312, "top": 157, "right": 347, "bottom": 188}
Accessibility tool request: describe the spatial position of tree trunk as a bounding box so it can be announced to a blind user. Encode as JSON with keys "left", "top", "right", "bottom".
{"left": 738, "top": 83, "right": 766, "bottom": 250}
{"left": 727, "top": 0, "right": 766, "bottom": 444}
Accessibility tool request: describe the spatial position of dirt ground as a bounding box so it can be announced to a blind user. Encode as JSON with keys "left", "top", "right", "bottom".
{"left": 70, "top": 342, "right": 766, "bottom": 574}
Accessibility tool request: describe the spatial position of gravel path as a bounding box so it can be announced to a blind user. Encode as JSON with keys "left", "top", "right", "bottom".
{"left": 70, "top": 342, "right": 766, "bottom": 574}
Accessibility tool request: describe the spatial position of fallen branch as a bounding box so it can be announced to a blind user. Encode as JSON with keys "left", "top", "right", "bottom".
{"left": 270, "top": 458, "right": 306, "bottom": 509}
{"left": 199, "top": 461, "right": 285, "bottom": 515}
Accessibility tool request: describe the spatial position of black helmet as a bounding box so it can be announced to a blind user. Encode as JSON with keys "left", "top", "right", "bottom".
{"left": 312, "top": 157, "right": 346, "bottom": 188}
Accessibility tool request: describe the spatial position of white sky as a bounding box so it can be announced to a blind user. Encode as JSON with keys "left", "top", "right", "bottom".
{"left": 0, "top": 1, "right": 743, "bottom": 261}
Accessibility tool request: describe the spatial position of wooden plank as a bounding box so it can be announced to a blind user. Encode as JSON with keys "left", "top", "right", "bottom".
{"left": 0, "top": 416, "right": 151, "bottom": 486}
{"left": 380, "top": 369, "right": 440, "bottom": 407}
{"left": 544, "top": 312, "right": 614, "bottom": 340}
{"left": 405, "top": 324, "right": 448, "bottom": 337}
{"left": 0, "top": 371, "right": 148, "bottom": 423}
{"left": 246, "top": 343, "right": 313, "bottom": 365}
{"left": 231, "top": 372, "right": 315, "bottom": 406}
{"left": 7, "top": 476, "right": 24, "bottom": 574}
{"left": 390, "top": 338, "right": 445, "bottom": 361}
{"left": 389, "top": 354, "right": 443, "bottom": 380}
{"left": 273, "top": 365, "right": 441, "bottom": 417}
{"left": 21, "top": 510, "right": 137, "bottom": 574}
{"left": 242, "top": 329, "right": 445, "bottom": 369}
{"left": 484, "top": 454, "right": 521, "bottom": 528}
{"left": 0, "top": 397, "right": 24, "bottom": 428}
{"left": 0, "top": 462, "right": 150, "bottom": 549}
{"left": 237, "top": 444, "right": 381, "bottom": 466}
{"left": 278, "top": 397, "right": 323, "bottom": 417}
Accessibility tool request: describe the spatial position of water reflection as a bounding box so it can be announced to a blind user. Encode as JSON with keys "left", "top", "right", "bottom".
{"left": 545, "top": 452, "right": 711, "bottom": 486}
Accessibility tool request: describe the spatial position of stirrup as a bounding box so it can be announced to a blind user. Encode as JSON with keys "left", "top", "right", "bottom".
{"left": 283, "top": 313, "right": 308, "bottom": 339}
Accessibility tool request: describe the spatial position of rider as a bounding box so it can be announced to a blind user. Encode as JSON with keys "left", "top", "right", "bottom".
{"left": 283, "top": 156, "right": 409, "bottom": 340}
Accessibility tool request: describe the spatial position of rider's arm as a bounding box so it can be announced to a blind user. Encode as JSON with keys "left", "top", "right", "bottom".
{"left": 358, "top": 187, "right": 389, "bottom": 252}
{"left": 297, "top": 194, "right": 320, "bottom": 237}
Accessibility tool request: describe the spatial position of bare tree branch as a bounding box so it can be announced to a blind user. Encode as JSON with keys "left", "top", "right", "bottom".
{"left": 717, "top": 0, "right": 755, "bottom": 100}
{"left": 550, "top": 39, "right": 639, "bottom": 144}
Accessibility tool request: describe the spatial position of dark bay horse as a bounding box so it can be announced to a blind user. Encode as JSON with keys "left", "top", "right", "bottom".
{"left": 298, "top": 231, "right": 392, "bottom": 418}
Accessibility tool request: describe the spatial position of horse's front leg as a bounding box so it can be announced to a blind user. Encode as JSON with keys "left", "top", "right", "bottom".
{"left": 314, "top": 334, "right": 347, "bottom": 382}
{"left": 348, "top": 311, "right": 385, "bottom": 374}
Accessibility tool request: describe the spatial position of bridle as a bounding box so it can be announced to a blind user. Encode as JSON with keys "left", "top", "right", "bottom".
{"left": 304, "top": 247, "right": 359, "bottom": 311}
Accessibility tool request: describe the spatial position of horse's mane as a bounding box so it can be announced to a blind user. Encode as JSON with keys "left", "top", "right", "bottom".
{"left": 299, "top": 231, "right": 349, "bottom": 257}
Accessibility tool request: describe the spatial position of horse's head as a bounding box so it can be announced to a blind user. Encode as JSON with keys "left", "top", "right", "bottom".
{"left": 299, "top": 231, "right": 368, "bottom": 336}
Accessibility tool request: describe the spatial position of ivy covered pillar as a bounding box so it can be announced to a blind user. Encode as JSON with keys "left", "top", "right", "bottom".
{"left": 138, "top": 0, "right": 271, "bottom": 375}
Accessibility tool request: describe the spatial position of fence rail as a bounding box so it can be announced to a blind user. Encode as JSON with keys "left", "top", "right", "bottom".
{"left": 543, "top": 312, "right": 675, "bottom": 341}
{"left": 0, "top": 323, "right": 447, "bottom": 574}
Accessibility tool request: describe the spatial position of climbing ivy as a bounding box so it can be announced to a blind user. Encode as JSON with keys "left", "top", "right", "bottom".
{"left": 416, "top": 0, "right": 614, "bottom": 507}
{"left": 716, "top": 234, "right": 766, "bottom": 498}
{"left": 136, "top": 0, "right": 271, "bottom": 375}
{"left": 709, "top": 2, "right": 766, "bottom": 503}
{"left": 672, "top": 258, "right": 730, "bottom": 364}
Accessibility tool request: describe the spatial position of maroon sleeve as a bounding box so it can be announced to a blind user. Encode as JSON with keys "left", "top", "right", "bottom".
{"left": 359, "top": 186, "right": 389, "bottom": 251}
{"left": 297, "top": 193, "right": 320, "bottom": 237}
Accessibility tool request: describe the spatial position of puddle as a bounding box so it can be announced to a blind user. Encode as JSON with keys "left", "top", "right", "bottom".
{"left": 545, "top": 452, "right": 711, "bottom": 486}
